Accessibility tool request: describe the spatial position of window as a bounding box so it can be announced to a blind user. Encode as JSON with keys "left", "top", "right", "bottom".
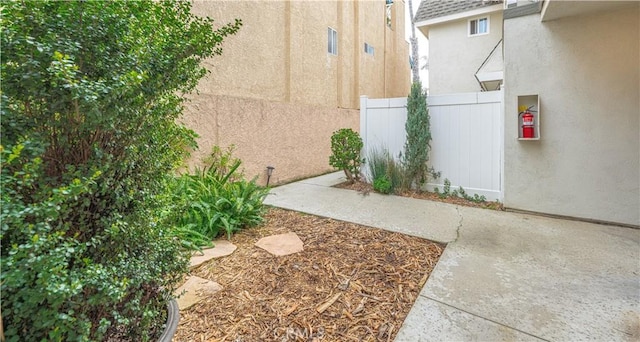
{"left": 327, "top": 27, "right": 337, "bottom": 55}
{"left": 469, "top": 17, "right": 489, "bottom": 36}
{"left": 364, "top": 42, "right": 374, "bottom": 56}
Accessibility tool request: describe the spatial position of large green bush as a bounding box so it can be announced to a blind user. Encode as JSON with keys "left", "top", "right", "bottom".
{"left": 166, "top": 146, "right": 270, "bottom": 244}
{"left": 329, "top": 128, "right": 364, "bottom": 183}
{"left": 0, "top": 1, "right": 240, "bottom": 340}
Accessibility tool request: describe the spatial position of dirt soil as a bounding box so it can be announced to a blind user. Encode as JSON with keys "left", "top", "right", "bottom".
{"left": 175, "top": 208, "right": 444, "bottom": 342}
{"left": 335, "top": 180, "right": 504, "bottom": 211}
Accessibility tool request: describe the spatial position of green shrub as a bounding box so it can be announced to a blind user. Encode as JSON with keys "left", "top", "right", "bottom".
{"left": 434, "top": 178, "right": 451, "bottom": 199}
{"left": 201, "top": 145, "right": 246, "bottom": 182}
{"left": 373, "top": 175, "right": 393, "bottom": 194}
{"left": 167, "top": 146, "right": 269, "bottom": 243}
{"left": 386, "top": 156, "right": 410, "bottom": 192}
{"left": 434, "top": 178, "right": 487, "bottom": 203}
{"left": 367, "top": 146, "right": 389, "bottom": 183}
{"left": 367, "top": 146, "right": 409, "bottom": 194}
{"left": 329, "top": 128, "right": 364, "bottom": 183}
{"left": 1, "top": 143, "right": 190, "bottom": 341}
{"left": 457, "top": 185, "right": 487, "bottom": 203}
{"left": 0, "top": 1, "right": 240, "bottom": 340}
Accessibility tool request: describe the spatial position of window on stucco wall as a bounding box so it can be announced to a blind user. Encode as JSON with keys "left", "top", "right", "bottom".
{"left": 469, "top": 17, "right": 489, "bottom": 36}
{"left": 328, "top": 27, "right": 338, "bottom": 55}
{"left": 364, "top": 43, "right": 375, "bottom": 56}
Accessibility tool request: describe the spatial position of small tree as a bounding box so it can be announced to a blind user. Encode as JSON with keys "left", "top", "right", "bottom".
{"left": 403, "top": 81, "right": 435, "bottom": 186}
{"left": 329, "top": 128, "right": 364, "bottom": 183}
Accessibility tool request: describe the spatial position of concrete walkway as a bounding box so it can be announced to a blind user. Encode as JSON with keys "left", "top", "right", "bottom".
{"left": 265, "top": 172, "right": 640, "bottom": 342}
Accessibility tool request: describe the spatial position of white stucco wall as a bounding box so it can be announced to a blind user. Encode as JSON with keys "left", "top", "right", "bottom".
{"left": 503, "top": 5, "right": 640, "bottom": 226}
{"left": 427, "top": 11, "right": 503, "bottom": 95}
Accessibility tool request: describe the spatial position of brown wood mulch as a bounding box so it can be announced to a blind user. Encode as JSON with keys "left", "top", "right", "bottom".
{"left": 174, "top": 208, "right": 444, "bottom": 342}
{"left": 335, "top": 180, "right": 505, "bottom": 211}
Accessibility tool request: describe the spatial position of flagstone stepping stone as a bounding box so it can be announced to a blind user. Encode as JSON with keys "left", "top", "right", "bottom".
{"left": 190, "top": 240, "right": 237, "bottom": 268}
{"left": 255, "top": 232, "right": 304, "bottom": 256}
{"left": 174, "top": 276, "right": 223, "bottom": 311}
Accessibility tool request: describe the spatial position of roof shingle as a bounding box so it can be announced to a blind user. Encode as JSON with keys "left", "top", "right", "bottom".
{"left": 415, "top": 0, "right": 503, "bottom": 23}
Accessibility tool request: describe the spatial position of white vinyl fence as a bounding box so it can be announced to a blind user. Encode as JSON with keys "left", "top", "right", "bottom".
{"left": 360, "top": 90, "right": 503, "bottom": 201}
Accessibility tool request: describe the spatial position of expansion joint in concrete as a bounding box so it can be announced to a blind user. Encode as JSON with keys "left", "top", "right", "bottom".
{"left": 422, "top": 296, "right": 551, "bottom": 342}
{"left": 454, "top": 206, "right": 463, "bottom": 242}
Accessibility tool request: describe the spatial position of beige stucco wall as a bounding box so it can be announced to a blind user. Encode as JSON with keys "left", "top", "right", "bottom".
{"left": 427, "top": 10, "right": 503, "bottom": 95}
{"left": 185, "top": 1, "right": 409, "bottom": 184}
{"left": 358, "top": 0, "right": 387, "bottom": 101}
{"left": 383, "top": 0, "right": 412, "bottom": 97}
{"left": 181, "top": 95, "right": 359, "bottom": 186}
{"left": 191, "top": 0, "right": 410, "bottom": 110}
{"left": 503, "top": 5, "right": 640, "bottom": 226}
{"left": 355, "top": 0, "right": 411, "bottom": 100}
{"left": 190, "top": 1, "right": 288, "bottom": 103}
{"left": 289, "top": 1, "right": 340, "bottom": 108}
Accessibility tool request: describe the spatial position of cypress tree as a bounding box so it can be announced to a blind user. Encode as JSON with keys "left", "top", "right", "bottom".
{"left": 403, "top": 81, "right": 433, "bottom": 186}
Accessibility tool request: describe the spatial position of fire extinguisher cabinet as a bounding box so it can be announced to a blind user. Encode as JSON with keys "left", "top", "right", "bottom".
{"left": 517, "top": 94, "right": 540, "bottom": 140}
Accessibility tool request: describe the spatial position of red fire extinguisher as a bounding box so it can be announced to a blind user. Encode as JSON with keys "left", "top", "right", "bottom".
{"left": 520, "top": 107, "right": 535, "bottom": 138}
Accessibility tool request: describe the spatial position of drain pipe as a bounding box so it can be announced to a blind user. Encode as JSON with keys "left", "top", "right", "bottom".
{"left": 266, "top": 166, "right": 275, "bottom": 187}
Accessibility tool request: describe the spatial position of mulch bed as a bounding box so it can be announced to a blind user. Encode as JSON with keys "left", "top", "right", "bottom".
{"left": 174, "top": 208, "right": 444, "bottom": 341}
{"left": 335, "top": 180, "right": 505, "bottom": 211}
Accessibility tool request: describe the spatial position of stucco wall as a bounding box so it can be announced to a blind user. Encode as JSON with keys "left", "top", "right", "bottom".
{"left": 289, "top": 1, "right": 340, "bottom": 108}
{"left": 190, "top": 1, "right": 288, "bottom": 103}
{"left": 185, "top": 1, "right": 408, "bottom": 184}
{"left": 503, "top": 6, "right": 640, "bottom": 226}
{"left": 428, "top": 11, "right": 503, "bottom": 95}
{"left": 358, "top": 1, "right": 387, "bottom": 101}
{"left": 181, "top": 95, "right": 359, "bottom": 186}
{"left": 191, "top": 0, "right": 409, "bottom": 110}
{"left": 384, "top": 0, "right": 412, "bottom": 97}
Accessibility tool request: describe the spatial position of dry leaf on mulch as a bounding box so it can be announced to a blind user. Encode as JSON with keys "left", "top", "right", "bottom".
{"left": 174, "top": 208, "right": 443, "bottom": 342}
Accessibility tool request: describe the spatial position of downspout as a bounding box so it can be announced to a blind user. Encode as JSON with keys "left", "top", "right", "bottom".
{"left": 383, "top": 11, "right": 387, "bottom": 97}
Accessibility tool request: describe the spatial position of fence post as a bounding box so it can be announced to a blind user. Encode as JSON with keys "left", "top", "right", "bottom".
{"left": 359, "top": 95, "right": 368, "bottom": 152}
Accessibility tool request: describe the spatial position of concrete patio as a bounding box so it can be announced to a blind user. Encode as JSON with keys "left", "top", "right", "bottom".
{"left": 264, "top": 172, "right": 640, "bottom": 341}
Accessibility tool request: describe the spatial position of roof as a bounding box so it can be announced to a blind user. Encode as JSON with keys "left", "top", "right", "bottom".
{"left": 415, "top": 0, "right": 503, "bottom": 23}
